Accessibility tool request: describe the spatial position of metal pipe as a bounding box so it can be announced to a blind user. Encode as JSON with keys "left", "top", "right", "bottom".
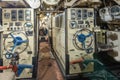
{"left": 39, "top": 11, "right": 63, "bottom": 13}
{"left": 0, "top": 65, "right": 13, "bottom": 70}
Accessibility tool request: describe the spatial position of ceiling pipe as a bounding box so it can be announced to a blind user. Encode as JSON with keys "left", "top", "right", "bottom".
{"left": 65, "top": 0, "right": 77, "bottom": 7}
{"left": 19, "top": 0, "right": 29, "bottom": 8}
{"left": 55, "top": 0, "right": 65, "bottom": 11}
{"left": 113, "top": 0, "right": 120, "bottom": 5}
{"left": 23, "top": 0, "right": 41, "bottom": 9}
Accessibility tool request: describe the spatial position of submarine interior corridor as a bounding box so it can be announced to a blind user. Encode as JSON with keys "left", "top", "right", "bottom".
{"left": 0, "top": 0, "right": 120, "bottom": 80}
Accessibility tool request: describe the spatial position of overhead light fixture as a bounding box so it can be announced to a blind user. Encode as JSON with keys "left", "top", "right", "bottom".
{"left": 42, "top": 0, "right": 60, "bottom": 5}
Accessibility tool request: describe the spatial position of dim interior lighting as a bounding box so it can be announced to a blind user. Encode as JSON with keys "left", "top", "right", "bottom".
{"left": 46, "top": 13, "right": 50, "bottom": 17}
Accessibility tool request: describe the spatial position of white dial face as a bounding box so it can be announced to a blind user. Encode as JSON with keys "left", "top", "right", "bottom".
{"left": 111, "top": 5, "right": 120, "bottom": 15}
{"left": 24, "top": 22, "right": 33, "bottom": 31}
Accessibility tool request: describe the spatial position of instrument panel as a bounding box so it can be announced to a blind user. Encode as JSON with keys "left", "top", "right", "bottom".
{"left": 2, "top": 8, "right": 35, "bottom": 78}
{"left": 69, "top": 8, "right": 94, "bottom": 29}
{"left": 2, "top": 8, "right": 34, "bottom": 32}
{"left": 52, "top": 8, "right": 95, "bottom": 75}
{"left": 67, "top": 8, "right": 95, "bottom": 74}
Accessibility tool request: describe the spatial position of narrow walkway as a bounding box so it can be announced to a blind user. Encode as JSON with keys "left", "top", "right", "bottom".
{"left": 37, "top": 42, "right": 64, "bottom": 80}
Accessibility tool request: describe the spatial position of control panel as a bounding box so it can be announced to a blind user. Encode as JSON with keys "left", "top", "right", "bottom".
{"left": 2, "top": 8, "right": 34, "bottom": 78}
{"left": 52, "top": 13, "right": 66, "bottom": 70}
{"left": 52, "top": 8, "right": 95, "bottom": 75}
{"left": 67, "top": 8, "right": 95, "bottom": 74}
{"left": 69, "top": 8, "right": 94, "bottom": 29}
{"left": 2, "top": 9, "right": 33, "bottom": 32}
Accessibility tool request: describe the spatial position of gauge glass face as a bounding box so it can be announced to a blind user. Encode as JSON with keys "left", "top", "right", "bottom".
{"left": 70, "top": 21, "right": 77, "bottom": 29}
{"left": 88, "top": 12, "right": 93, "bottom": 17}
{"left": 5, "top": 53, "right": 13, "bottom": 59}
{"left": 24, "top": 22, "right": 33, "bottom": 31}
{"left": 111, "top": 6, "right": 120, "bottom": 15}
{"left": 4, "top": 13, "right": 10, "bottom": 19}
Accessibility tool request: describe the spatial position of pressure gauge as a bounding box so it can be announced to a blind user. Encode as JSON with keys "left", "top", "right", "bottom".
{"left": 5, "top": 52, "right": 13, "bottom": 59}
{"left": 111, "top": 5, "right": 120, "bottom": 16}
{"left": 70, "top": 21, "right": 78, "bottom": 29}
{"left": 88, "top": 12, "right": 93, "bottom": 17}
{"left": 24, "top": 22, "right": 33, "bottom": 31}
{"left": 4, "top": 13, "right": 10, "bottom": 19}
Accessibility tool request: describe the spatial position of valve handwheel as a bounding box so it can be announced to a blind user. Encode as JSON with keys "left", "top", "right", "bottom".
{"left": 73, "top": 29, "right": 93, "bottom": 50}
{"left": 4, "top": 31, "right": 29, "bottom": 54}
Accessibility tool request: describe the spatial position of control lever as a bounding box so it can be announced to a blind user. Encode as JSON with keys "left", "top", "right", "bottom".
{"left": 0, "top": 52, "right": 33, "bottom": 77}
{"left": 70, "top": 57, "right": 85, "bottom": 70}
{"left": 10, "top": 33, "right": 28, "bottom": 52}
{"left": 83, "top": 59, "right": 104, "bottom": 67}
{"left": 70, "top": 58, "right": 104, "bottom": 70}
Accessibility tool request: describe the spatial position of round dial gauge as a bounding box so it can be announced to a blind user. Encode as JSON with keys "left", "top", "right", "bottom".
{"left": 24, "top": 22, "right": 33, "bottom": 31}
{"left": 111, "top": 5, "right": 120, "bottom": 16}
{"left": 70, "top": 21, "right": 78, "bottom": 29}
{"left": 5, "top": 53, "right": 13, "bottom": 59}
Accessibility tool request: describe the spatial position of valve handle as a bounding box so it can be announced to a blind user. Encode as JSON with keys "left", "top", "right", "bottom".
{"left": 11, "top": 36, "right": 28, "bottom": 52}
{"left": 4, "top": 31, "right": 29, "bottom": 54}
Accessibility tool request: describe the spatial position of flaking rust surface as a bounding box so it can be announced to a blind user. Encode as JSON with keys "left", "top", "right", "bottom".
{"left": 37, "top": 42, "right": 64, "bottom": 80}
